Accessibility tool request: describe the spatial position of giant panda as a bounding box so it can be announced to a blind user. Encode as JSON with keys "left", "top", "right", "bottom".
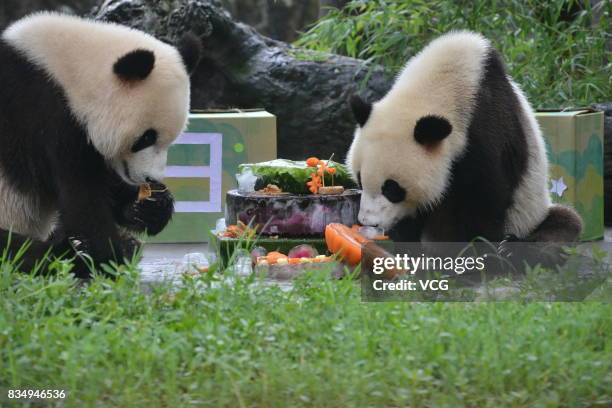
{"left": 347, "top": 31, "right": 582, "bottom": 246}
{"left": 0, "top": 13, "right": 202, "bottom": 277}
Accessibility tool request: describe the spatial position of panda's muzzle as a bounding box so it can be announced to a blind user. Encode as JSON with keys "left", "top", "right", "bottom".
{"left": 358, "top": 188, "right": 412, "bottom": 230}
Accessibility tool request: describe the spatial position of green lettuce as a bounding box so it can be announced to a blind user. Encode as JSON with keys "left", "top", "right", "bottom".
{"left": 239, "top": 159, "right": 357, "bottom": 194}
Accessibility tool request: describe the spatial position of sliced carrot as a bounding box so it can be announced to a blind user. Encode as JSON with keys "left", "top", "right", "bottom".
{"left": 287, "top": 258, "right": 301, "bottom": 264}
{"left": 307, "top": 173, "right": 322, "bottom": 194}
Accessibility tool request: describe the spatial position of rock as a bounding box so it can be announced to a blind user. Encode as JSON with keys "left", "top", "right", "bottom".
{"left": 592, "top": 102, "right": 612, "bottom": 225}
{"left": 593, "top": 102, "right": 612, "bottom": 116}
{"left": 92, "top": 0, "right": 393, "bottom": 161}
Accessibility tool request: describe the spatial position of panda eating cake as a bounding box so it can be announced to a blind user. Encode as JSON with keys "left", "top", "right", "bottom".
{"left": 0, "top": 13, "right": 202, "bottom": 277}
{"left": 346, "top": 31, "right": 582, "bottom": 244}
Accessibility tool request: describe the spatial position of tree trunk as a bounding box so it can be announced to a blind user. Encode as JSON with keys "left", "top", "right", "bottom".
{"left": 220, "top": 0, "right": 320, "bottom": 42}
{"left": 319, "top": 0, "right": 350, "bottom": 17}
{"left": 593, "top": 102, "right": 612, "bottom": 226}
{"left": 92, "top": 0, "right": 392, "bottom": 161}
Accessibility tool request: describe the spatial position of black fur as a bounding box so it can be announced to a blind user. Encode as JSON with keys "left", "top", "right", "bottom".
{"left": 527, "top": 205, "right": 582, "bottom": 242}
{"left": 493, "top": 204, "right": 583, "bottom": 270}
{"left": 391, "top": 49, "right": 529, "bottom": 242}
{"left": 118, "top": 181, "right": 175, "bottom": 236}
{"left": 177, "top": 33, "right": 203, "bottom": 75}
{"left": 131, "top": 129, "right": 158, "bottom": 153}
{"left": 414, "top": 115, "right": 452, "bottom": 145}
{"left": 0, "top": 39, "right": 173, "bottom": 278}
{"left": 113, "top": 49, "right": 155, "bottom": 81}
{"left": 381, "top": 179, "right": 406, "bottom": 204}
{"left": 350, "top": 94, "right": 372, "bottom": 127}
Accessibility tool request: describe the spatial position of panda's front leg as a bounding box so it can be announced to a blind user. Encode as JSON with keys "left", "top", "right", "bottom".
{"left": 56, "top": 180, "right": 126, "bottom": 278}
{"left": 387, "top": 216, "right": 424, "bottom": 242}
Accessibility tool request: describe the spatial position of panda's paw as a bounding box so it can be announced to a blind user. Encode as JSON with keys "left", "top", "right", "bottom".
{"left": 56, "top": 235, "right": 96, "bottom": 279}
{"left": 496, "top": 234, "right": 521, "bottom": 259}
{"left": 119, "top": 231, "right": 142, "bottom": 261}
{"left": 67, "top": 236, "right": 91, "bottom": 259}
{"left": 123, "top": 182, "right": 175, "bottom": 236}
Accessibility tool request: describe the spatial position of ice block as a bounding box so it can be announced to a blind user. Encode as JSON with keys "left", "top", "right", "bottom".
{"left": 225, "top": 189, "right": 361, "bottom": 236}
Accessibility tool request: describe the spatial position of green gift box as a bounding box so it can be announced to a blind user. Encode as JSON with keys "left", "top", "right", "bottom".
{"left": 536, "top": 109, "right": 604, "bottom": 241}
{"left": 148, "top": 110, "right": 277, "bottom": 243}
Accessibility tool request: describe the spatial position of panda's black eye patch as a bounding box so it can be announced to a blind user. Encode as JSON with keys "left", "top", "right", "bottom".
{"left": 131, "top": 129, "right": 158, "bottom": 153}
{"left": 381, "top": 179, "right": 406, "bottom": 203}
{"left": 414, "top": 115, "right": 452, "bottom": 146}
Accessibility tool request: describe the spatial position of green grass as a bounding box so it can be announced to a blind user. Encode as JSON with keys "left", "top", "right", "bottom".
{"left": 296, "top": 0, "right": 611, "bottom": 108}
{"left": 0, "top": 252, "right": 610, "bottom": 407}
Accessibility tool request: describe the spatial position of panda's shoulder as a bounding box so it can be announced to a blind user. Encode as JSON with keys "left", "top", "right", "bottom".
{"left": 3, "top": 12, "right": 135, "bottom": 41}
{"left": 391, "top": 31, "right": 492, "bottom": 102}
{"left": 2, "top": 12, "right": 99, "bottom": 49}
{"left": 410, "top": 31, "right": 490, "bottom": 72}
{"left": 425, "top": 31, "right": 490, "bottom": 54}
{"left": 2, "top": 13, "right": 171, "bottom": 70}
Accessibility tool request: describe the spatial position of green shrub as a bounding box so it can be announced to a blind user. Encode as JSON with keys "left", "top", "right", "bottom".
{"left": 296, "top": 0, "right": 611, "bottom": 108}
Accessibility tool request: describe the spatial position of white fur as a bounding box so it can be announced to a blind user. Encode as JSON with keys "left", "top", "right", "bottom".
{"left": 0, "top": 168, "right": 57, "bottom": 239}
{"left": 2, "top": 13, "right": 191, "bottom": 184}
{"left": 504, "top": 80, "right": 551, "bottom": 237}
{"left": 125, "top": 148, "right": 169, "bottom": 184}
{"left": 347, "top": 31, "right": 489, "bottom": 229}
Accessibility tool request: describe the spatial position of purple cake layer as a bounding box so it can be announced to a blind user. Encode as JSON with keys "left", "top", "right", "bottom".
{"left": 226, "top": 189, "right": 361, "bottom": 236}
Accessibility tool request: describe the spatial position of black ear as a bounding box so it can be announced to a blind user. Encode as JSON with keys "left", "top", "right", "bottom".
{"left": 349, "top": 94, "right": 372, "bottom": 127}
{"left": 414, "top": 115, "right": 453, "bottom": 145}
{"left": 114, "top": 49, "right": 155, "bottom": 81}
{"left": 177, "top": 33, "right": 202, "bottom": 75}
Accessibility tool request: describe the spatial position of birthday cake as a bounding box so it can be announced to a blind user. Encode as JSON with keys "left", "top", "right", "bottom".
{"left": 225, "top": 158, "right": 360, "bottom": 236}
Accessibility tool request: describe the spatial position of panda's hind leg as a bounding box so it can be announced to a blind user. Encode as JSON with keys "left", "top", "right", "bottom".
{"left": 0, "top": 228, "right": 71, "bottom": 275}
{"left": 527, "top": 205, "right": 583, "bottom": 242}
{"left": 498, "top": 205, "right": 583, "bottom": 270}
